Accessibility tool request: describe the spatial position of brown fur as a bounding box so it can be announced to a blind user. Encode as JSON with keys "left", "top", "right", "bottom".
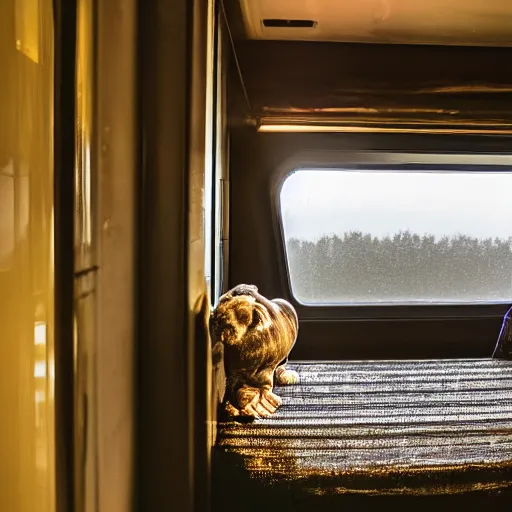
{"left": 210, "top": 284, "right": 299, "bottom": 419}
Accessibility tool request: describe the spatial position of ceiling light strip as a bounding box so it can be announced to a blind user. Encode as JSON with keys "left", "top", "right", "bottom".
{"left": 257, "top": 121, "right": 512, "bottom": 136}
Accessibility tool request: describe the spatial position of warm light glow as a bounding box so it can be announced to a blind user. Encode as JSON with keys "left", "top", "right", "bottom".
{"left": 50, "top": 208, "right": 54, "bottom": 272}
{"left": 48, "top": 359, "right": 55, "bottom": 381}
{"left": 257, "top": 123, "right": 512, "bottom": 135}
{"left": 34, "top": 321, "right": 47, "bottom": 345}
{"left": 34, "top": 361, "right": 46, "bottom": 378}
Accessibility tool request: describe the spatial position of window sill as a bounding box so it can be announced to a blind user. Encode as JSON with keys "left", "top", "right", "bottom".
{"left": 213, "top": 359, "right": 512, "bottom": 509}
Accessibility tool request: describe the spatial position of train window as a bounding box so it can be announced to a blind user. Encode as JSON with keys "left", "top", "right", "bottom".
{"left": 280, "top": 168, "right": 512, "bottom": 306}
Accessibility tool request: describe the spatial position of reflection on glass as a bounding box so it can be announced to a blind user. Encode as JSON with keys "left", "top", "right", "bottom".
{"left": 0, "top": 0, "right": 55, "bottom": 510}
{"left": 35, "top": 320, "right": 49, "bottom": 473}
{"left": 35, "top": 321, "right": 47, "bottom": 345}
{"left": 34, "top": 361, "right": 47, "bottom": 378}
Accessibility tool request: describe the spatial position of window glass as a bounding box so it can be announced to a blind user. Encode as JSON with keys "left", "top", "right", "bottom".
{"left": 280, "top": 169, "right": 512, "bottom": 305}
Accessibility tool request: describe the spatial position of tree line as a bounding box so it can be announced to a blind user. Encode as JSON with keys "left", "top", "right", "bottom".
{"left": 286, "top": 231, "right": 512, "bottom": 303}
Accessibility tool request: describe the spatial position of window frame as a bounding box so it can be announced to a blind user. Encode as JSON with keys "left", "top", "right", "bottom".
{"left": 272, "top": 150, "right": 512, "bottom": 322}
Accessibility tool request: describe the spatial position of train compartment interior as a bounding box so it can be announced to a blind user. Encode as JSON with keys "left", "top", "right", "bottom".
{"left": 2, "top": 1, "right": 512, "bottom": 511}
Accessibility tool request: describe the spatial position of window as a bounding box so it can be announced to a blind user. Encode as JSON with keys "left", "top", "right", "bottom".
{"left": 280, "top": 168, "right": 512, "bottom": 305}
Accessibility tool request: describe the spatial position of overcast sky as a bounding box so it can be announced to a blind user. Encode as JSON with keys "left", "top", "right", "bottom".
{"left": 281, "top": 169, "right": 512, "bottom": 242}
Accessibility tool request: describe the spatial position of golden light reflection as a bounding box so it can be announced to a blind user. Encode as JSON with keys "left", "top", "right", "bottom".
{"left": 1, "top": 0, "right": 55, "bottom": 508}
{"left": 15, "top": 0, "right": 40, "bottom": 63}
{"left": 257, "top": 122, "right": 512, "bottom": 135}
{"left": 34, "top": 318, "right": 48, "bottom": 471}
{"left": 34, "top": 361, "right": 47, "bottom": 378}
{"left": 34, "top": 321, "right": 47, "bottom": 345}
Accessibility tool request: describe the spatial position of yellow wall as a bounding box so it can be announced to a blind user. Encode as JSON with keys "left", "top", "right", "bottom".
{"left": 0, "top": 0, "right": 55, "bottom": 510}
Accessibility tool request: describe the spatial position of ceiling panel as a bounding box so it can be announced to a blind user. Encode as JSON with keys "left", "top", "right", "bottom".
{"left": 238, "top": 0, "right": 512, "bottom": 46}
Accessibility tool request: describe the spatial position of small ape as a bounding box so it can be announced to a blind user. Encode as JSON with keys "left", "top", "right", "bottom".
{"left": 210, "top": 284, "right": 299, "bottom": 419}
